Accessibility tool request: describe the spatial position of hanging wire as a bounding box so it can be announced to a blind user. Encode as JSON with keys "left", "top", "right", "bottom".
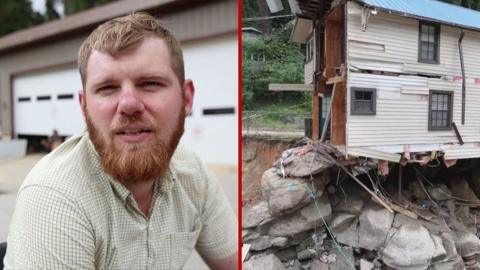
{"left": 308, "top": 181, "right": 356, "bottom": 270}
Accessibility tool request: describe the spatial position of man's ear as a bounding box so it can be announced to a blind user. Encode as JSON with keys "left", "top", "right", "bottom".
{"left": 183, "top": 79, "right": 195, "bottom": 116}
{"left": 78, "top": 90, "right": 87, "bottom": 119}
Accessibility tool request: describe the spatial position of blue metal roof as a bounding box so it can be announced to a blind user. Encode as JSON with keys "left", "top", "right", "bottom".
{"left": 358, "top": 0, "right": 480, "bottom": 31}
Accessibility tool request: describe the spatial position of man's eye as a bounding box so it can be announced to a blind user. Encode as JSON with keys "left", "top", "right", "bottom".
{"left": 141, "top": 81, "right": 162, "bottom": 88}
{"left": 97, "top": 85, "right": 116, "bottom": 92}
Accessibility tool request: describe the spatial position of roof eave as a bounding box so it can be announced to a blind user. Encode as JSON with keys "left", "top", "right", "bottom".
{"left": 356, "top": 0, "right": 480, "bottom": 32}
{"left": 0, "top": 0, "right": 198, "bottom": 54}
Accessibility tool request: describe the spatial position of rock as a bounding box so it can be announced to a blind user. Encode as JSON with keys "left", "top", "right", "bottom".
{"left": 430, "top": 233, "right": 464, "bottom": 270}
{"left": 452, "top": 227, "right": 480, "bottom": 258}
{"left": 261, "top": 168, "right": 313, "bottom": 217}
{"left": 276, "top": 247, "right": 298, "bottom": 262}
{"left": 328, "top": 247, "right": 355, "bottom": 270}
{"left": 330, "top": 213, "right": 359, "bottom": 248}
{"left": 310, "top": 259, "right": 328, "bottom": 270}
{"left": 332, "top": 182, "right": 368, "bottom": 215}
{"left": 272, "top": 237, "right": 289, "bottom": 247}
{"left": 360, "top": 259, "right": 374, "bottom": 270}
{"left": 410, "top": 180, "right": 428, "bottom": 201}
{"left": 430, "top": 234, "right": 447, "bottom": 261}
{"left": 251, "top": 235, "right": 273, "bottom": 251}
{"left": 296, "top": 234, "right": 315, "bottom": 253}
{"left": 269, "top": 195, "right": 332, "bottom": 237}
{"left": 298, "top": 248, "right": 317, "bottom": 260}
{"left": 243, "top": 200, "right": 272, "bottom": 228}
{"left": 358, "top": 203, "right": 394, "bottom": 250}
{"left": 381, "top": 214, "right": 436, "bottom": 269}
{"left": 276, "top": 147, "right": 334, "bottom": 178}
{"left": 244, "top": 254, "right": 287, "bottom": 270}
{"left": 288, "top": 231, "right": 311, "bottom": 246}
{"left": 292, "top": 259, "right": 302, "bottom": 270}
{"left": 449, "top": 176, "right": 480, "bottom": 204}
{"left": 427, "top": 184, "right": 452, "bottom": 201}
{"left": 242, "top": 229, "right": 260, "bottom": 242}
{"left": 455, "top": 206, "right": 476, "bottom": 235}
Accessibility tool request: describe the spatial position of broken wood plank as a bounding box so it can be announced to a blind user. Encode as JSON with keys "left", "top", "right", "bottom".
{"left": 385, "top": 201, "right": 418, "bottom": 219}
{"left": 326, "top": 76, "right": 344, "bottom": 85}
{"left": 452, "top": 122, "right": 464, "bottom": 145}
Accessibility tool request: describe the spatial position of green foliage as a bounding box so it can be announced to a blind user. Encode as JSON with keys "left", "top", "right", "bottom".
{"left": 0, "top": 0, "right": 44, "bottom": 36}
{"left": 63, "top": 0, "right": 116, "bottom": 16}
{"left": 242, "top": 20, "right": 310, "bottom": 111}
{"left": 45, "top": 0, "right": 60, "bottom": 21}
{"left": 0, "top": 0, "right": 118, "bottom": 37}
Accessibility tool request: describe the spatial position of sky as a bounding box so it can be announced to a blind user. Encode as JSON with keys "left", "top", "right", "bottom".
{"left": 30, "top": 0, "right": 64, "bottom": 16}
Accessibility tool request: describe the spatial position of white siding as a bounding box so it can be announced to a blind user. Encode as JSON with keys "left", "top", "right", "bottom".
{"left": 304, "top": 32, "right": 315, "bottom": 85}
{"left": 346, "top": 2, "right": 480, "bottom": 150}
{"left": 304, "top": 60, "right": 314, "bottom": 84}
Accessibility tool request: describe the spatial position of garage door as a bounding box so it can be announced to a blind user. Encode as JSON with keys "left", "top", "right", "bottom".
{"left": 13, "top": 67, "right": 85, "bottom": 137}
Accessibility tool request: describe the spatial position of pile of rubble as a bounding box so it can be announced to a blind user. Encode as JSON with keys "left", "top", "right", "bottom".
{"left": 242, "top": 142, "right": 480, "bottom": 270}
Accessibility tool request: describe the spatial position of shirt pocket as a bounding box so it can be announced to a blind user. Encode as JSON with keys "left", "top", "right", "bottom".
{"left": 168, "top": 227, "right": 201, "bottom": 269}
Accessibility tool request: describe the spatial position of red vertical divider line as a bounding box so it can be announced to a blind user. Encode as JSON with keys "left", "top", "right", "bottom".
{"left": 237, "top": 0, "right": 243, "bottom": 269}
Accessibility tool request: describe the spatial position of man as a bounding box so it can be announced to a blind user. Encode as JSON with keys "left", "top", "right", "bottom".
{"left": 4, "top": 13, "right": 237, "bottom": 270}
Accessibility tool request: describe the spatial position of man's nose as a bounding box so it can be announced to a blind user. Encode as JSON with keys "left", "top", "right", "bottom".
{"left": 117, "top": 86, "right": 145, "bottom": 115}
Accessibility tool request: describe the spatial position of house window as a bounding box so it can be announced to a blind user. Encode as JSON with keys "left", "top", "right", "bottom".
{"left": 351, "top": 88, "right": 376, "bottom": 115}
{"left": 305, "top": 37, "right": 313, "bottom": 62}
{"left": 429, "top": 90, "right": 453, "bottom": 130}
{"left": 419, "top": 22, "right": 439, "bottom": 63}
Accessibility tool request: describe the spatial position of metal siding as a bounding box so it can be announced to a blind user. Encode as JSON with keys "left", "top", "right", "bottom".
{"left": 346, "top": 2, "right": 480, "bottom": 149}
{"left": 359, "top": 0, "right": 480, "bottom": 31}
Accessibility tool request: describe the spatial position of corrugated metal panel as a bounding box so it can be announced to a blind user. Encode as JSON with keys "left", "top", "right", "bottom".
{"left": 346, "top": 2, "right": 480, "bottom": 149}
{"left": 359, "top": 0, "right": 480, "bottom": 31}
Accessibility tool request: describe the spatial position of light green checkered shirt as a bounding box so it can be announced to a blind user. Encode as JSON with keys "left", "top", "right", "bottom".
{"left": 4, "top": 131, "right": 237, "bottom": 269}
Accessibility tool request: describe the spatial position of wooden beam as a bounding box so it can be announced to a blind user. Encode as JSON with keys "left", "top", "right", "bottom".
{"left": 331, "top": 81, "right": 346, "bottom": 145}
{"left": 312, "top": 89, "right": 320, "bottom": 140}
{"left": 326, "top": 75, "right": 343, "bottom": 85}
{"left": 268, "top": 83, "right": 314, "bottom": 92}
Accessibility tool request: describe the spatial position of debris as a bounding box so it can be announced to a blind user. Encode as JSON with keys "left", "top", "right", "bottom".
{"left": 377, "top": 159, "right": 389, "bottom": 176}
{"left": 243, "top": 141, "right": 480, "bottom": 269}
{"left": 243, "top": 254, "right": 287, "bottom": 270}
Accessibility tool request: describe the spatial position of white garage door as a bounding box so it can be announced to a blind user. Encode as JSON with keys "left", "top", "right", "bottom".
{"left": 13, "top": 68, "right": 85, "bottom": 137}
{"left": 181, "top": 35, "right": 238, "bottom": 166}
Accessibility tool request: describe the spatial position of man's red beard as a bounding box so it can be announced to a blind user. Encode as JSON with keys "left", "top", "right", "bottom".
{"left": 86, "top": 110, "right": 185, "bottom": 185}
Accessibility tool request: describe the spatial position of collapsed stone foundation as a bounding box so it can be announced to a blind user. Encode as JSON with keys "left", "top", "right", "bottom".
{"left": 242, "top": 141, "right": 480, "bottom": 270}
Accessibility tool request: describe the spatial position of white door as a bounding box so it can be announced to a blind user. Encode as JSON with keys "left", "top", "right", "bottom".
{"left": 13, "top": 68, "right": 85, "bottom": 137}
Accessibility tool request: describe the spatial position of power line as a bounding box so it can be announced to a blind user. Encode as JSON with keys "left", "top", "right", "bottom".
{"left": 242, "top": 14, "right": 295, "bottom": 22}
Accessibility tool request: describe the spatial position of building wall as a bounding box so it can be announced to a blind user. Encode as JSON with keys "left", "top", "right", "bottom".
{"left": 0, "top": 0, "right": 237, "bottom": 165}
{"left": 345, "top": 1, "right": 480, "bottom": 149}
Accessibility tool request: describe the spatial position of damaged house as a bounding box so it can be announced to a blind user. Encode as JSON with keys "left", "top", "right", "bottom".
{"left": 243, "top": 1, "right": 480, "bottom": 269}
{"left": 289, "top": 0, "right": 480, "bottom": 163}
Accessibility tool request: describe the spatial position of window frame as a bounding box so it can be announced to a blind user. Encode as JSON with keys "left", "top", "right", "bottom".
{"left": 305, "top": 35, "right": 314, "bottom": 63}
{"left": 350, "top": 87, "right": 376, "bottom": 115}
{"left": 428, "top": 90, "right": 453, "bottom": 131}
{"left": 418, "top": 21, "right": 440, "bottom": 64}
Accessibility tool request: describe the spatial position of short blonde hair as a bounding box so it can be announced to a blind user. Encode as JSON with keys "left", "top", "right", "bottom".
{"left": 78, "top": 12, "right": 184, "bottom": 87}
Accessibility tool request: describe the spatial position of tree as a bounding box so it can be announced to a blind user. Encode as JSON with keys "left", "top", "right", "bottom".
{"left": 45, "top": 0, "right": 60, "bottom": 21}
{"left": 242, "top": 20, "right": 307, "bottom": 110}
{"left": 0, "top": 0, "right": 44, "bottom": 37}
{"left": 63, "top": 0, "right": 116, "bottom": 16}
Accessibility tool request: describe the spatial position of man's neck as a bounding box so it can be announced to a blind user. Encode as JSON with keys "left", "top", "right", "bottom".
{"left": 125, "top": 179, "right": 156, "bottom": 217}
